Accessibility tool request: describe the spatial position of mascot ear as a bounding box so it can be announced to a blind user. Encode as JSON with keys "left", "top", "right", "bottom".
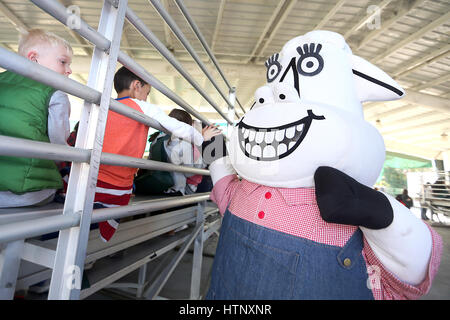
{"left": 351, "top": 54, "right": 405, "bottom": 103}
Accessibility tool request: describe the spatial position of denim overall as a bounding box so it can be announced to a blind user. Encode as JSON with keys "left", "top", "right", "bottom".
{"left": 206, "top": 209, "right": 374, "bottom": 300}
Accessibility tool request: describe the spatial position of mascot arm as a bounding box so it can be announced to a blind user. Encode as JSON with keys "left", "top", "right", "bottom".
{"left": 209, "top": 156, "right": 239, "bottom": 215}
{"left": 315, "top": 166, "right": 441, "bottom": 287}
{"left": 209, "top": 156, "right": 236, "bottom": 185}
{"left": 360, "top": 193, "right": 434, "bottom": 286}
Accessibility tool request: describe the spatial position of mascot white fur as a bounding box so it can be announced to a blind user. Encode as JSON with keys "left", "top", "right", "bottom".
{"left": 205, "top": 31, "right": 442, "bottom": 299}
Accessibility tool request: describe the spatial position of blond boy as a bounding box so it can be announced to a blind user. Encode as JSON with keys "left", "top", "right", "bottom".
{"left": 0, "top": 29, "right": 73, "bottom": 207}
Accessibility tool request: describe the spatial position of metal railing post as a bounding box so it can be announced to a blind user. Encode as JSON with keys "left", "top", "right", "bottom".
{"left": 0, "top": 241, "right": 24, "bottom": 299}
{"left": 227, "top": 87, "right": 236, "bottom": 138}
{"left": 190, "top": 201, "right": 205, "bottom": 299}
{"left": 47, "top": 0, "right": 128, "bottom": 300}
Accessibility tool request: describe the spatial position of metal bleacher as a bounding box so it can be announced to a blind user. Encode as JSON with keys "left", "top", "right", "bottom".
{"left": 0, "top": 0, "right": 239, "bottom": 300}
{"left": 419, "top": 171, "right": 450, "bottom": 222}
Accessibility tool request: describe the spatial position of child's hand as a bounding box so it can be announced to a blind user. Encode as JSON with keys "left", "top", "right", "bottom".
{"left": 202, "top": 125, "right": 222, "bottom": 141}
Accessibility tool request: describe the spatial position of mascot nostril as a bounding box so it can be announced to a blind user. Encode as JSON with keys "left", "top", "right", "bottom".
{"left": 206, "top": 30, "right": 442, "bottom": 300}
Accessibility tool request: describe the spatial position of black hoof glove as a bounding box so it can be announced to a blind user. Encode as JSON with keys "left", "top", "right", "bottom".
{"left": 314, "top": 166, "right": 393, "bottom": 230}
{"left": 202, "top": 134, "right": 228, "bottom": 166}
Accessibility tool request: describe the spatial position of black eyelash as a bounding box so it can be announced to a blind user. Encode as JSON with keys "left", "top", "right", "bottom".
{"left": 265, "top": 53, "right": 282, "bottom": 83}
{"left": 265, "top": 53, "right": 279, "bottom": 68}
{"left": 295, "top": 42, "right": 324, "bottom": 77}
{"left": 296, "top": 43, "right": 322, "bottom": 56}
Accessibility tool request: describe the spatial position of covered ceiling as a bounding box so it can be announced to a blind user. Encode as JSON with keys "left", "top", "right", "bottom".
{"left": 0, "top": 0, "right": 449, "bottom": 160}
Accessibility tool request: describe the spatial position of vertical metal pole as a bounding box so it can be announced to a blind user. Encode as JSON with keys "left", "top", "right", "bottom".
{"left": 136, "top": 263, "right": 147, "bottom": 298}
{"left": 227, "top": 87, "right": 236, "bottom": 138}
{"left": 0, "top": 240, "right": 24, "bottom": 299}
{"left": 48, "top": 0, "right": 127, "bottom": 300}
{"left": 190, "top": 201, "right": 205, "bottom": 299}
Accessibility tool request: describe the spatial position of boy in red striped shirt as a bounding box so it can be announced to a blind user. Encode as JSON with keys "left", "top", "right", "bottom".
{"left": 94, "top": 67, "right": 220, "bottom": 241}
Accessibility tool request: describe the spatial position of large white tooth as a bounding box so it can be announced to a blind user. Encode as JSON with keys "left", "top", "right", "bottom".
{"left": 265, "top": 131, "right": 275, "bottom": 144}
{"left": 277, "top": 144, "right": 287, "bottom": 155}
{"left": 255, "top": 131, "right": 264, "bottom": 143}
{"left": 263, "top": 145, "right": 276, "bottom": 158}
{"left": 244, "top": 128, "right": 249, "bottom": 139}
{"left": 249, "top": 130, "right": 256, "bottom": 141}
{"left": 245, "top": 143, "right": 251, "bottom": 153}
{"left": 251, "top": 145, "right": 262, "bottom": 158}
{"left": 296, "top": 124, "right": 304, "bottom": 131}
{"left": 289, "top": 141, "right": 296, "bottom": 149}
{"left": 286, "top": 127, "right": 295, "bottom": 139}
{"left": 275, "top": 129, "right": 285, "bottom": 142}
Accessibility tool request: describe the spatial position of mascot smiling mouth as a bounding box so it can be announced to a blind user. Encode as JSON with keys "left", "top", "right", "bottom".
{"left": 237, "top": 109, "right": 325, "bottom": 161}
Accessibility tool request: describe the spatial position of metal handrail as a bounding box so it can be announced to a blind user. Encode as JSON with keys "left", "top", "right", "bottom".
{"left": 173, "top": 0, "right": 246, "bottom": 115}
{"left": 0, "top": 47, "right": 169, "bottom": 133}
{"left": 148, "top": 0, "right": 239, "bottom": 120}
{"left": 0, "top": 135, "right": 210, "bottom": 176}
{"left": 30, "top": 0, "right": 215, "bottom": 126}
{"left": 0, "top": 193, "right": 210, "bottom": 244}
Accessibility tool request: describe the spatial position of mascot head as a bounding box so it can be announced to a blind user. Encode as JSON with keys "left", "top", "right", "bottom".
{"left": 229, "top": 30, "right": 404, "bottom": 188}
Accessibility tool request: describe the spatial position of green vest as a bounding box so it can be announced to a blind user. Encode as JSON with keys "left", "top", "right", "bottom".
{"left": 0, "top": 71, "right": 63, "bottom": 193}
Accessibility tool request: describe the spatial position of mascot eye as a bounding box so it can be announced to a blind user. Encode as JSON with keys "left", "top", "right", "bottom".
{"left": 265, "top": 53, "right": 282, "bottom": 83}
{"left": 296, "top": 43, "right": 324, "bottom": 76}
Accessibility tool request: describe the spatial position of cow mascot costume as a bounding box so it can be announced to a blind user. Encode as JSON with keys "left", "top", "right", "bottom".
{"left": 205, "top": 31, "right": 442, "bottom": 300}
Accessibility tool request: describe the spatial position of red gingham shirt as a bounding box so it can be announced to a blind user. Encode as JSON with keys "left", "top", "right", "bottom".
{"left": 211, "top": 175, "right": 443, "bottom": 300}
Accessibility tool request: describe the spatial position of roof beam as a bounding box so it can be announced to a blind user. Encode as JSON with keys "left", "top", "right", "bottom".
{"left": 60, "top": 0, "right": 92, "bottom": 56}
{"left": 371, "top": 11, "right": 450, "bottom": 64}
{"left": 249, "top": 0, "right": 298, "bottom": 63}
{"left": 71, "top": 73, "right": 86, "bottom": 84}
{"left": 408, "top": 73, "right": 450, "bottom": 92}
{"left": 0, "top": 1, "right": 28, "bottom": 33}
{"left": 355, "top": 0, "right": 426, "bottom": 50}
{"left": 363, "top": 99, "right": 406, "bottom": 114}
{"left": 375, "top": 110, "right": 437, "bottom": 131}
{"left": 246, "top": 0, "right": 286, "bottom": 63}
{"left": 149, "top": 87, "right": 160, "bottom": 105}
{"left": 211, "top": 0, "right": 226, "bottom": 51}
{"left": 313, "top": 0, "right": 346, "bottom": 30}
{"left": 161, "top": 0, "right": 174, "bottom": 51}
{"left": 366, "top": 104, "right": 416, "bottom": 121}
{"left": 382, "top": 118, "right": 450, "bottom": 136}
{"left": 196, "top": 76, "right": 209, "bottom": 106}
{"left": 121, "top": 21, "right": 135, "bottom": 58}
{"left": 393, "top": 44, "right": 450, "bottom": 79}
{"left": 383, "top": 138, "right": 439, "bottom": 160}
{"left": 401, "top": 132, "right": 449, "bottom": 144}
{"left": 344, "top": 0, "right": 393, "bottom": 39}
{"left": 402, "top": 90, "right": 450, "bottom": 115}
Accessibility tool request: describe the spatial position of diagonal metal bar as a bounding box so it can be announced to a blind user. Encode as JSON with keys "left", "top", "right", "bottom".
{"left": 143, "top": 223, "right": 203, "bottom": 299}
{"left": 174, "top": 0, "right": 246, "bottom": 114}
{"left": 148, "top": 0, "right": 237, "bottom": 121}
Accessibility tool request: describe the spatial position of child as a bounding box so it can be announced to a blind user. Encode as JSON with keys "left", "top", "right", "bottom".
{"left": 160, "top": 109, "right": 219, "bottom": 196}
{"left": 0, "top": 29, "right": 73, "bottom": 208}
{"left": 95, "top": 67, "right": 221, "bottom": 241}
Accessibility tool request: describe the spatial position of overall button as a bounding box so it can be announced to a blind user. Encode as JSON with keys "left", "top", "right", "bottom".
{"left": 265, "top": 192, "right": 272, "bottom": 199}
{"left": 258, "top": 211, "right": 265, "bottom": 219}
{"left": 343, "top": 258, "right": 352, "bottom": 267}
